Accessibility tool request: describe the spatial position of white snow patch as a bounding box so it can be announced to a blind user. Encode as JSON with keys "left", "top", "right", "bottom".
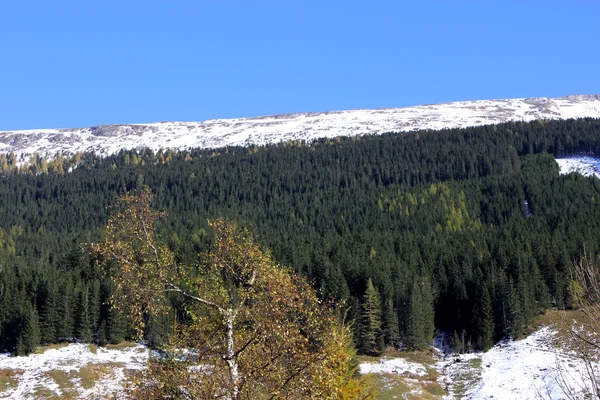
{"left": 440, "top": 327, "right": 600, "bottom": 400}
{"left": 0, "top": 343, "right": 148, "bottom": 399}
{"left": 360, "top": 327, "right": 600, "bottom": 399}
{"left": 359, "top": 357, "right": 429, "bottom": 377}
{"left": 556, "top": 156, "right": 600, "bottom": 178}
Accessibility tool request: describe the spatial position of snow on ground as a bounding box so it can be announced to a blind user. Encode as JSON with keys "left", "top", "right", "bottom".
{"left": 443, "top": 327, "right": 563, "bottom": 399}
{"left": 360, "top": 326, "right": 600, "bottom": 399}
{"left": 451, "top": 326, "right": 599, "bottom": 399}
{"left": 1, "top": 94, "right": 599, "bottom": 161}
{"left": 359, "top": 357, "right": 429, "bottom": 377}
{"left": 556, "top": 156, "right": 600, "bottom": 178}
{"left": 0, "top": 343, "right": 148, "bottom": 399}
{"left": 1, "top": 326, "right": 598, "bottom": 399}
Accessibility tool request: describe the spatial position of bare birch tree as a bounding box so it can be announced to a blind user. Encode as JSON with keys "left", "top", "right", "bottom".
{"left": 93, "top": 187, "right": 371, "bottom": 399}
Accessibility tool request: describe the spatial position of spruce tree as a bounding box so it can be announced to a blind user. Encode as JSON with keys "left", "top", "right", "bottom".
{"left": 57, "top": 283, "right": 74, "bottom": 341}
{"left": 421, "top": 278, "right": 435, "bottom": 347}
{"left": 39, "top": 280, "right": 58, "bottom": 344}
{"left": 507, "top": 277, "right": 523, "bottom": 338}
{"left": 480, "top": 287, "right": 494, "bottom": 351}
{"left": 406, "top": 281, "right": 424, "bottom": 350}
{"left": 89, "top": 280, "right": 101, "bottom": 343}
{"left": 360, "top": 278, "right": 382, "bottom": 355}
{"left": 382, "top": 297, "right": 400, "bottom": 348}
{"left": 107, "top": 306, "right": 126, "bottom": 344}
{"left": 75, "top": 285, "right": 92, "bottom": 342}
{"left": 405, "top": 278, "right": 435, "bottom": 350}
{"left": 17, "top": 306, "right": 40, "bottom": 355}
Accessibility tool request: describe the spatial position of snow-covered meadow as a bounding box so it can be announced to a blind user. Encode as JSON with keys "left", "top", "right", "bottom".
{"left": 440, "top": 327, "right": 598, "bottom": 399}
{"left": 0, "top": 321, "right": 598, "bottom": 398}
{"left": 0, "top": 343, "right": 148, "bottom": 399}
{"left": 358, "top": 325, "right": 600, "bottom": 400}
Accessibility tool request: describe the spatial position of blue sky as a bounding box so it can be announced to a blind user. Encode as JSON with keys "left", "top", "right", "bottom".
{"left": 1, "top": 1, "right": 599, "bottom": 130}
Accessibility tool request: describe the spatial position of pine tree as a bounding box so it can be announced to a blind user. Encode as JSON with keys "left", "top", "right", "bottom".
{"left": 75, "top": 285, "right": 92, "bottom": 342}
{"left": 39, "top": 280, "right": 58, "bottom": 344}
{"left": 406, "top": 281, "right": 423, "bottom": 350}
{"left": 359, "top": 278, "right": 382, "bottom": 355}
{"left": 57, "top": 282, "right": 74, "bottom": 341}
{"left": 107, "top": 306, "right": 126, "bottom": 345}
{"left": 17, "top": 305, "right": 40, "bottom": 355}
{"left": 405, "top": 277, "right": 435, "bottom": 350}
{"left": 98, "top": 320, "right": 108, "bottom": 346}
{"left": 421, "top": 278, "right": 435, "bottom": 347}
{"left": 507, "top": 277, "right": 523, "bottom": 338}
{"left": 89, "top": 280, "right": 101, "bottom": 343}
{"left": 480, "top": 286, "right": 494, "bottom": 351}
{"left": 382, "top": 297, "right": 400, "bottom": 348}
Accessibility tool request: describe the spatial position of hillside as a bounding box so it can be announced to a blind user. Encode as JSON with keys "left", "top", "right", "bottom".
{"left": 1, "top": 95, "right": 600, "bottom": 159}
{"left": 1, "top": 116, "right": 600, "bottom": 398}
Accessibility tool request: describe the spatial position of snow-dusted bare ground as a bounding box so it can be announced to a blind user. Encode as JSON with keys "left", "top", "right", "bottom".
{"left": 1, "top": 327, "right": 597, "bottom": 399}
{"left": 359, "top": 357, "right": 429, "bottom": 377}
{"left": 1, "top": 95, "right": 599, "bottom": 160}
{"left": 359, "top": 327, "right": 600, "bottom": 400}
{"left": 556, "top": 156, "right": 600, "bottom": 178}
{"left": 446, "top": 327, "right": 599, "bottom": 399}
{"left": 0, "top": 343, "right": 148, "bottom": 399}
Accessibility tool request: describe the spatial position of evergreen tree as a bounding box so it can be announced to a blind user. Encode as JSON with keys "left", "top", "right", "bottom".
{"left": 17, "top": 305, "right": 40, "bottom": 355}
{"left": 89, "top": 280, "right": 101, "bottom": 343}
{"left": 382, "top": 297, "right": 400, "bottom": 347}
{"left": 359, "top": 278, "right": 382, "bottom": 355}
{"left": 57, "top": 283, "right": 74, "bottom": 341}
{"left": 479, "top": 287, "right": 494, "bottom": 351}
{"left": 107, "top": 306, "right": 126, "bottom": 345}
{"left": 405, "top": 277, "right": 435, "bottom": 350}
{"left": 507, "top": 277, "right": 523, "bottom": 338}
{"left": 39, "top": 280, "right": 58, "bottom": 344}
{"left": 75, "top": 285, "right": 92, "bottom": 342}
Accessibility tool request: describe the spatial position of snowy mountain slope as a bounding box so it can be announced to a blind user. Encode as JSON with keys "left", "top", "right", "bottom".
{"left": 1, "top": 95, "right": 600, "bottom": 159}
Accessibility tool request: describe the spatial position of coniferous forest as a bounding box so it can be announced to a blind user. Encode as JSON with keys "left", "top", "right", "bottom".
{"left": 1, "top": 117, "right": 600, "bottom": 356}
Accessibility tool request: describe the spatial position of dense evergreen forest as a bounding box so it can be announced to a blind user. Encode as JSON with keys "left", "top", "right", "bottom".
{"left": 1, "top": 117, "right": 600, "bottom": 356}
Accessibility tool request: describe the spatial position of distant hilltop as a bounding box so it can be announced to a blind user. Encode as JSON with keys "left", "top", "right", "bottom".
{"left": 1, "top": 94, "right": 599, "bottom": 159}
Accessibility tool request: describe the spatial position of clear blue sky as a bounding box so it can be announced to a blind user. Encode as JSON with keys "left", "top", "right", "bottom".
{"left": 1, "top": 1, "right": 599, "bottom": 130}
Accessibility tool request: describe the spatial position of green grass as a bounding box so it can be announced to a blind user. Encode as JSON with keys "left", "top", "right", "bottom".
{"left": 0, "top": 369, "right": 22, "bottom": 393}
{"left": 33, "top": 343, "right": 70, "bottom": 354}
{"left": 448, "top": 357, "right": 482, "bottom": 398}
{"left": 77, "top": 362, "right": 125, "bottom": 389}
{"left": 32, "top": 385, "right": 58, "bottom": 399}
{"left": 368, "top": 372, "right": 445, "bottom": 400}
{"left": 105, "top": 341, "right": 136, "bottom": 351}
{"left": 424, "top": 381, "right": 446, "bottom": 396}
{"left": 360, "top": 348, "right": 446, "bottom": 400}
{"left": 368, "top": 373, "right": 411, "bottom": 400}
{"left": 356, "top": 347, "right": 437, "bottom": 366}
{"left": 45, "top": 370, "right": 74, "bottom": 390}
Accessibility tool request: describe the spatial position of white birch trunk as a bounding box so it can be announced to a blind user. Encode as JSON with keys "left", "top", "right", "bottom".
{"left": 225, "top": 308, "right": 240, "bottom": 400}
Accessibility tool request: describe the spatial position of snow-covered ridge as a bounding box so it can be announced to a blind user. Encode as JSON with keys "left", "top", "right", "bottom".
{"left": 1, "top": 95, "right": 600, "bottom": 159}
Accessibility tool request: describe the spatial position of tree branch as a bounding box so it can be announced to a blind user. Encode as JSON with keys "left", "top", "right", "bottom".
{"left": 164, "top": 282, "right": 225, "bottom": 314}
